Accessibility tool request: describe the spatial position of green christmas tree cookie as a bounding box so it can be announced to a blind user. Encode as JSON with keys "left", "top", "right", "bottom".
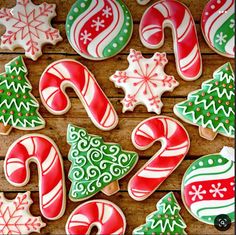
{"left": 0, "top": 56, "right": 45, "bottom": 135}
{"left": 67, "top": 124, "right": 138, "bottom": 201}
{"left": 133, "top": 192, "right": 187, "bottom": 235}
{"left": 174, "top": 62, "right": 234, "bottom": 140}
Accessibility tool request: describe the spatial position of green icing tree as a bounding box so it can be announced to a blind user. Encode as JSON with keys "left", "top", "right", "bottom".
{"left": 174, "top": 62, "right": 234, "bottom": 140}
{"left": 67, "top": 124, "right": 138, "bottom": 201}
{"left": 133, "top": 192, "right": 187, "bottom": 235}
{"left": 0, "top": 56, "right": 45, "bottom": 135}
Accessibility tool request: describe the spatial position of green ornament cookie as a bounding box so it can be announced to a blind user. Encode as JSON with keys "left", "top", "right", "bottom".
{"left": 174, "top": 62, "right": 234, "bottom": 140}
{"left": 67, "top": 124, "right": 138, "bottom": 201}
{"left": 133, "top": 192, "right": 187, "bottom": 235}
{"left": 0, "top": 56, "right": 45, "bottom": 135}
{"left": 66, "top": 0, "right": 133, "bottom": 60}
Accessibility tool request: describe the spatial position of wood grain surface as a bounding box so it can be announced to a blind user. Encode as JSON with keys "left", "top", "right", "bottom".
{"left": 0, "top": 0, "right": 234, "bottom": 234}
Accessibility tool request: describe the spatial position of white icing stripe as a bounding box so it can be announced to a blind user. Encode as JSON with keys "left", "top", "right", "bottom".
{"left": 69, "top": 221, "right": 89, "bottom": 227}
{"left": 154, "top": 3, "right": 168, "bottom": 17}
{"left": 81, "top": 70, "right": 89, "bottom": 95}
{"left": 97, "top": 203, "right": 103, "bottom": 221}
{"left": 103, "top": 107, "right": 115, "bottom": 127}
{"left": 54, "top": 63, "right": 71, "bottom": 79}
{"left": 177, "top": 10, "right": 190, "bottom": 38}
{"left": 220, "top": 146, "right": 235, "bottom": 162}
{"left": 138, "top": 124, "right": 155, "bottom": 139}
{"left": 225, "top": 37, "right": 235, "bottom": 55}
{"left": 138, "top": 169, "right": 170, "bottom": 178}
{"left": 7, "top": 162, "right": 24, "bottom": 176}
{"left": 166, "top": 119, "right": 177, "bottom": 138}
{"left": 43, "top": 186, "right": 62, "bottom": 208}
{"left": 47, "top": 94, "right": 56, "bottom": 108}
{"left": 178, "top": 20, "right": 193, "bottom": 43}
{"left": 42, "top": 147, "right": 56, "bottom": 172}
{"left": 48, "top": 68, "right": 63, "bottom": 79}
{"left": 181, "top": 51, "right": 199, "bottom": 71}
{"left": 102, "top": 205, "right": 113, "bottom": 224}
{"left": 100, "top": 105, "right": 110, "bottom": 125}
{"left": 142, "top": 26, "right": 161, "bottom": 41}
{"left": 21, "top": 138, "right": 34, "bottom": 155}
{"left": 71, "top": 214, "right": 90, "bottom": 223}
{"left": 111, "top": 228, "right": 123, "bottom": 235}
{"left": 146, "top": 166, "right": 172, "bottom": 170}
{"left": 7, "top": 158, "right": 23, "bottom": 163}
{"left": 161, "top": 147, "right": 188, "bottom": 157}
{"left": 83, "top": 75, "right": 95, "bottom": 105}
{"left": 168, "top": 140, "right": 189, "bottom": 149}
{"left": 132, "top": 191, "right": 147, "bottom": 197}
{"left": 42, "top": 87, "right": 58, "bottom": 101}
{"left": 43, "top": 180, "right": 62, "bottom": 205}
{"left": 180, "top": 45, "right": 198, "bottom": 68}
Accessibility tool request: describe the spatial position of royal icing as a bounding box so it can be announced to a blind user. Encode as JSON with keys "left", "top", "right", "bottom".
{"left": 0, "top": 0, "right": 62, "bottom": 61}
{"left": 128, "top": 116, "right": 190, "bottom": 201}
{"left": 201, "top": 0, "right": 235, "bottom": 58}
{"left": 0, "top": 56, "right": 45, "bottom": 135}
{"left": 67, "top": 124, "right": 138, "bottom": 201}
{"left": 174, "top": 62, "right": 235, "bottom": 140}
{"left": 181, "top": 147, "right": 235, "bottom": 225}
{"left": 139, "top": 0, "right": 202, "bottom": 81}
{"left": 66, "top": 0, "right": 133, "bottom": 60}
{"left": 4, "top": 134, "right": 66, "bottom": 220}
{"left": 110, "top": 49, "right": 178, "bottom": 114}
{"left": 133, "top": 192, "right": 187, "bottom": 235}
{"left": 39, "top": 59, "right": 118, "bottom": 131}
{"left": 137, "top": 0, "right": 151, "bottom": 5}
{"left": 66, "top": 200, "right": 126, "bottom": 235}
{"left": 0, "top": 192, "right": 46, "bottom": 234}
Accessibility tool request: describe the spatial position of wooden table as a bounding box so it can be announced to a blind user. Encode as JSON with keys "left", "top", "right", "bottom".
{"left": 0, "top": 0, "right": 234, "bottom": 234}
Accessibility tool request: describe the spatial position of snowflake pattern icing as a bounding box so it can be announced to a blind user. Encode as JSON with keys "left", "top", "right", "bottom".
{"left": 0, "top": 192, "right": 45, "bottom": 234}
{"left": 209, "top": 183, "right": 227, "bottom": 198}
{"left": 110, "top": 49, "right": 178, "bottom": 114}
{"left": 215, "top": 32, "right": 227, "bottom": 45}
{"left": 102, "top": 6, "right": 112, "bottom": 18}
{"left": 91, "top": 17, "right": 105, "bottom": 31}
{"left": 189, "top": 185, "right": 206, "bottom": 201}
{"left": 229, "top": 19, "right": 235, "bottom": 32}
{"left": 80, "top": 30, "right": 92, "bottom": 44}
{"left": 0, "top": 0, "right": 62, "bottom": 60}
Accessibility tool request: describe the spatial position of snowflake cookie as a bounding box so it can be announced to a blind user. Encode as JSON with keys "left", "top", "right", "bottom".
{"left": 0, "top": 0, "right": 62, "bottom": 60}
{"left": 110, "top": 49, "right": 178, "bottom": 114}
{"left": 0, "top": 192, "right": 46, "bottom": 234}
{"left": 181, "top": 146, "right": 235, "bottom": 225}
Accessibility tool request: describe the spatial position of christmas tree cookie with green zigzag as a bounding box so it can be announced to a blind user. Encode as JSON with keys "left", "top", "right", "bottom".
{"left": 174, "top": 62, "right": 234, "bottom": 140}
{"left": 0, "top": 56, "right": 45, "bottom": 135}
{"left": 67, "top": 124, "right": 138, "bottom": 201}
{"left": 133, "top": 192, "right": 187, "bottom": 235}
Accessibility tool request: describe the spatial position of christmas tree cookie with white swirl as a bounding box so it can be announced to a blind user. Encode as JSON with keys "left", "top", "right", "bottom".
{"left": 67, "top": 124, "right": 138, "bottom": 201}
{"left": 0, "top": 56, "right": 45, "bottom": 135}
{"left": 66, "top": 0, "right": 133, "bottom": 60}
{"left": 174, "top": 62, "right": 234, "bottom": 140}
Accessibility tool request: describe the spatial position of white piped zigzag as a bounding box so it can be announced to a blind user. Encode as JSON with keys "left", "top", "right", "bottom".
{"left": 6, "top": 64, "right": 27, "bottom": 76}
{"left": 0, "top": 78, "right": 31, "bottom": 93}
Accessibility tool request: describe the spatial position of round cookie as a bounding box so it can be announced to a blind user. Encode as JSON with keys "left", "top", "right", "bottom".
{"left": 181, "top": 147, "right": 235, "bottom": 225}
{"left": 66, "top": 0, "right": 133, "bottom": 60}
{"left": 201, "top": 0, "right": 235, "bottom": 58}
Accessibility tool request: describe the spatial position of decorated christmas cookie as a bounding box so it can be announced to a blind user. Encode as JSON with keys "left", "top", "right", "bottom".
{"left": 66, "top": 200, "right": 126, "bottom": 235}
{"left": 0, "top": 192, "right": 46, "bottom": 234}
{"left": 174, "top": 62, "right": 235, "bottom": 140}
{"left": 39, "top": 59, "right": 118, "bottom": 131}
{"left": 128, "top": 116, "right": 190, "bottom": 201}
{"left": 66, "top": 0, "right": 133, "bottom": 60}
{"left": 0, "top": 56, "right": 45, "bottom": 135}
{"left": 133, "top": 192, "right": 187, "bottom": 235}
{"left": 182, "top": 146, "right": 235, "bottom": 225}
{"left": 137, "top": 0, "right": 151, "bottom": 5}
{"left": 0, "top": 0, "right": 62, "bottom": 60}
{"left": 4, "top": 134, "right": 66, "bottom": 220}
{"left": 110, "top": 49, "right": 178, "bottom": 114}
{"left": 139, "top": 0, "right": 202, "bottom": 81}
{"left": 201, "top": 0, "right": 235, "bottom": 58}
{"left": 67, "top": 124, "right": 138, "bottom": 201}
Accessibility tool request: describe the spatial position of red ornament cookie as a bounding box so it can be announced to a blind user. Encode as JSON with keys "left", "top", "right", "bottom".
{"left": 66, "top": 200, "right": 126, "bottom": 235}
{"left": 4, "top": 134, "right": 66, "bottom": 220}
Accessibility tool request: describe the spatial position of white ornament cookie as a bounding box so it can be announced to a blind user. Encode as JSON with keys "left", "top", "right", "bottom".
{"left": 0, "top": 0, "right": 62, "bottom": 60}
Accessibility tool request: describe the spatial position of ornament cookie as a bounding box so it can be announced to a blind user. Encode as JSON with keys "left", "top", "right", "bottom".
{"left": 128, "top": 116, "right": 190, "bottom": 201}
{"left": 174, "top": 62, "right": 235, "bottom": 140}
{"left": 0, "top": 0, "right": 62, "bottom": 61}
{"left": 67, "top": 124, "right": 138, "bottom": 201}
{"left": 133, "top": 192, "right": 187, "bottom": 235}
{"left": 39, "top": 59, "right": 118, "bottom": 131}
{"left": 137, "top": 0, "right": 151, "bottom": 5}
{"left": 201, "top": 0, "right": 235, "bottom": 58}
{"left": 110, "top": 49, "right": 178, "bottom": 114}
{"left": 66, "top": 200, "right": 126, "bottom": 235}
{"left": 182, "top": 146, "right": 235, "bottom": 225}
{"left": 4, "top": 134, "right": 66, "bottom": 220}
{"left": 139, "top": 0, "right": 202, "bottom": 81}
{"left": 66, "top": 0, "right": 133, "bottom": 60}
{"left": 0, "top": 56, "right": 45, "bottom": 135}
{"left": 0, "top": 192, "right": 46, "bottom": 234}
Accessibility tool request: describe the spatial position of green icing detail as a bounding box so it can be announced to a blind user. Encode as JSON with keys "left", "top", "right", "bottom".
{"left": 0, "top": 56, "right": 45, "bottom": 130}
{"left": 133, "top": 192, "right": 187, "bottom": 235}
{"left": 67, "top": 124, "right": 138, "bottom": 201}
{"left": 175, "top": 62, "right": 235, "bottom": 137}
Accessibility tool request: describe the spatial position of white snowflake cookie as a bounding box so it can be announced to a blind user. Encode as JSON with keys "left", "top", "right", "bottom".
{"left": 0, "top": 0, "right": 62, "bottom": 60}
{"left": 110, "top": 49, "right": 178, "bottom": 114}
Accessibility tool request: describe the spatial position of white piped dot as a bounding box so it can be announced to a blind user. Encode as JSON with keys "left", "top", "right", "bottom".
{"left": 126, "top": 22, "right": 130, "bottom": 26}
{"left": 81, "top": 3, "right": 86, "bottom": 8}
{"left": 127, "top": 16, "right": 130, "bottom": 20}
{"left": 113, "top": 43, "right": 117, "bottom": 48}
{"left": 119, "top": 37, "right": 123, "bottom": 41}
{"left": 74, "top": 7, "right": 79, "bottom": 12}
{"left": 208, "top": 217, "right": 211, "bottom": 221}
{"left": 69, "top": 16, "right": 73, "bottom": 20}
{"left": 199, "top": 161, "right": 203, "bottom": 166}
{"left": 208, "top": 159, "right": 213, "bottom": 165}
{"left": 218, "top": 158, "right": 223, "bottom": 163}
{"left": 124, "top": 29, "right": 128, "bottom": 33}
{"left": 217, "top": 0, "right": 221, "bottom": 3}
{"left": 108, "top": 49, "right": 111, "bottom": 52}
{"left": 192, "top": 166, "right": 196, "bottom": 170}
{"left": 205, "top": 12, "right": 209, "bottom": 15}
{"left": 211, "top": 5, "right": 215, "bottom": 9}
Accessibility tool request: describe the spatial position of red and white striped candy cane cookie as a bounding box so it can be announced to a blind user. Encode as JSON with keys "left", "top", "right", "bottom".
{"left": 128, "top": 116, "right": 190, "bottom": 201}
{"left": 139, "top": 0, "right": 202, "bottom": 81}
{"left": 39, "top": 59, "right": 118, "bottom": 131}
{"left": 65, "top": 200, "right": 126, "bottom": 235}
{"left": 4, "top": 134, "right": 66, "bottom": 220}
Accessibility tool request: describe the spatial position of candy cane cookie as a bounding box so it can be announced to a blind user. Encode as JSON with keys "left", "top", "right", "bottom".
{"left": 66, "top": 200, "right": 126, "bottom": 235}
{"left": 139, "top": 0, "right": 202, "bottom": 81}
{"left": 128, "top": 116, "right": 190, "bottom": 201}
{"left": 4, "top": 134, "right": 66, "bottom": 220}
{"left": 39, "top": 59, "right": 118, "bottom": 131}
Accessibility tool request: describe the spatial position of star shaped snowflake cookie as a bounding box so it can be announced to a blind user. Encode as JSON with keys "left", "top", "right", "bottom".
{"left": 0, "top": 0, "right": 62, "bottom": 60}
{"left": 0, "top": 192, "right": 45, "bottom": 234}
{"left": 110, "top": 49, "right": 178, "bottom": 114}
